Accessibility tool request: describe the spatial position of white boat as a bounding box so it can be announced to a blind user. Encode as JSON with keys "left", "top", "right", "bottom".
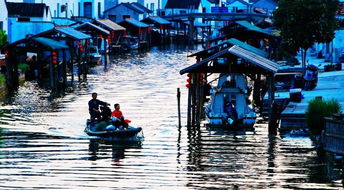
{"left": 205, "top": 73, "right": 256, "bottom": 129}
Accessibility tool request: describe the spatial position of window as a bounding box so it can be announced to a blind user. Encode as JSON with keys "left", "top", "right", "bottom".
{"left": 150, "top": 3, "right": 154, "bottom": 13}
{"left": 98, "top": 2, "right": 101, "bottom": 18}
{"left": 57, "top": 3, "right": 60, "bottom": 17}
{"left": 84, "top": 2, "right": 92, "bottom": 18}
{"left": 109, "top": 15, "right": 116, "bottom": 22}
{"left": 0, "top": 22, "right": 3, "bottom": 30}
{"left": 123, "top": 15, "right": 130, "bottom": 20}
{"left": 17, "top": 17, "right": 30, "bottom": 22}
{"left": 78, "top": 2, "right": 80, "bottom": 16}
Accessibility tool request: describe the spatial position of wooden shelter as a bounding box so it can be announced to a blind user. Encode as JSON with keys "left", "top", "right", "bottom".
{"left": 141, "top": 16, "right": 171, "bottom": 44}
{"left": 180, "top": 44, "right": 280, "bottom": 132}
{"left": 119, "top": 19, "right": 151, "bottom": 48}
{"left": 93, "top": 19, "right": 126, "bottom": 53}
{"left": 75, "top": 22, "right": 110, "bottom": 50}
{"left": 31, "top": 26, "right": 91, "bottom": 82}
{"left": 3, "top": 37, "right": 69, "bottom": 91}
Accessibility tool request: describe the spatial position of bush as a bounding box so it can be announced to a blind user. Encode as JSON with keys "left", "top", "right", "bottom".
{"left": 18, "top": 63, "right": 30, "bottom": 73}
{"left": 306, "top": 98, "right": 341, "bottom": 135}
{"left": 0, "top": 74, "right": 5, "bottom": 86}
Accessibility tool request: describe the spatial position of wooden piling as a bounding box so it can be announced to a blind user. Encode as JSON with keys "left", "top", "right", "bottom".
{"left": 177, "top": 88, "right": 181, "bottom": 128}
{"left": 187, "top": 82, "right": 192, "bottom": 128}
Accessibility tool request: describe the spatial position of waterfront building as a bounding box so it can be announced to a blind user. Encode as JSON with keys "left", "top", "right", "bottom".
{"left": 0, "top": 0, "right": 8, "bottom": 33}
{"left": 104, "top": 2, "right": 152, "bottom": 23}
{"left": 20, "top": 0, "right": 105, "bottom": 19}
{"left": 163, "top": 0, "right": 216, "bottom": 15}
{"left": 6, "top": 2, "right": 54, "bottom": 43}
{"left": 226, "top": 0, "right": 251, "bottom": 13}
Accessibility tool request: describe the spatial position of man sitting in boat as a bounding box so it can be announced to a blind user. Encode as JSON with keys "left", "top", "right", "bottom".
{"left": 111, "top": 103, "right": 129, "bottom": 130}
{"left": 100, "top": 104, "right": 112, "bottom": 121}
{"left": 88, "top": 92, "right": 108, "bottom": 122}
{"left": 224, "top": 100, "right": 238, "bottom": 126}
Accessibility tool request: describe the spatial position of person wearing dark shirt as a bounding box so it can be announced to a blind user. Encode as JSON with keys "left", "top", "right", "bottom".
{"left": 88, "top": 92, "right": 107, "bottom": 122}
{"left": 224, "top": 100, "right": 238, "bottom": 126}
{"left": 100, "top": 104, "right": 112, "bottom": 121}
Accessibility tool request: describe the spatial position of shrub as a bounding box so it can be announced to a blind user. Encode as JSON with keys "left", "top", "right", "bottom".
{"left": 0, "top": 74, "right": 5, "bottom": 86}
{"left": 306, "top": 98, "right": 341, "bottom": 135}
{"left": 18, "top": 63, "right": 30, "bottom": 73}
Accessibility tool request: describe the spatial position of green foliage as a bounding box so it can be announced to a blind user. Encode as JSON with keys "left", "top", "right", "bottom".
{"left": 0, "top": 74, "right": 5, "bottom": 86}
{"left": 0, "top": 30, "right": 8, "bottom": 48}
{"left": 18, "top": 63, "right": 30, "bottom": 73}
{"left": 273, "top": 0, "right": 339, "bottom": 60}
{"left": 306, "top": 98, "right": 341, "bottom": 135}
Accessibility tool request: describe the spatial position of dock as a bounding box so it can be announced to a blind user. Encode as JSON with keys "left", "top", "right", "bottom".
{"left": 323, "top": 116, "right": 344, "bottom": 155}
{"left": 280, "top": 70, "right": 344, "bottom": 129}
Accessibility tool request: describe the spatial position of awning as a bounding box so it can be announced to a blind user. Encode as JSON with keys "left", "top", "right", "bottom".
{"left": 142, "top": 16, "right": 171, "bottom": 25}
{"left": 227, "top": 38, "right": 268, "bottom": 57}
{"left": 75, "top": 22, "right": 110, "bottom": 36}
{"left": 235, "top": 20, "right": 277, "bottom": 37}
{"left": 188, "top": 38, "right": 268, "bottom": 58}
{"left": 94, "top": 19, "right": 126, "bottom": 31}
{"left": 123, "top": 19, "right": 149, "bottom": 28}
{"left": 55, "top": 27, "right": 91, "bottom": 40}
{"left": 32, "top": 37, "right": 69, "bottom": 50}
{"left": 3, "top": 37, "right": 69, "bottom": 51}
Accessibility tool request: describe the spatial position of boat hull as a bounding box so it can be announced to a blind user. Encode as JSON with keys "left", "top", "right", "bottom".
{"left": 85, "top": 120, "right": 143, "bottom": 140}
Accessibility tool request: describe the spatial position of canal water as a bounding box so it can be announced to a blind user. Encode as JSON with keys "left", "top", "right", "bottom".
{"left": 0, "top": 45, "right": 342, "bottom": 189}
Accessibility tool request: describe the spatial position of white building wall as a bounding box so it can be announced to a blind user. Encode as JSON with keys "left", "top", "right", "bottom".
{"left": 0, "top": 0, "right": 8, "bottom": 32}
{"left": 17, "top": 0, "right": 105, "bottom": 19}
{"left": 8, "top": 18, "right": 55, "bottom": 42}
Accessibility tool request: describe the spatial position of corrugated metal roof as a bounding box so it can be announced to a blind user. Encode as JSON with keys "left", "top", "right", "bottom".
{"left": 32, "top": 37, "right": 68, "bottom": 50}
{"left": 180, "top": 45, "right": 279, "bottom": 75}
{"left": 123, "top": 19, "right": 149, "bottom": 28}
{"left": 146, "top": 16, "right": 171, "bottom": 25}
{"left": 6, "top": 2, "right": 47, "bottom": 17}
{"left": 55, "top": 27, "right": 91, "bottom": 40}
{"left": 188, "top": 38, "right": 267, "bottom": 58}
{"left": 228, "top": 45, "right": 279, "bottom": 73}
{"left": 180, "top": 48, "right": 229, "bottom": 75}
{"left": 235, "top": 20, "right": 277, "bottom": 36}
{"left": 94, "top": 19, "right": 126, "bottom": 31}
{"left": 227, "top": 38, "right": 268, "bottom": 57}
{"left": 76, "top": 22, "right": 110, "bottom": 35}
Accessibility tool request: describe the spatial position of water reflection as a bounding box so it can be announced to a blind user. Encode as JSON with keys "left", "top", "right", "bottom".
{"left": 88, "top": 139, "right": 142, "bottom": 165}
{"left": 0, "top": 45, "right": 342, "bottom": 189}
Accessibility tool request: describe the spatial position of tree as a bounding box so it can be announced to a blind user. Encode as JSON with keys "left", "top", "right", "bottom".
{"left": 0, "top": 30, "right": 8, "bottom": 49}
{"left": 273, "top": 0, "right": 339, "bottom": 70}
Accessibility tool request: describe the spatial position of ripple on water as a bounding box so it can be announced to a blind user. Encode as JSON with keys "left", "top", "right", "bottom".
{"left": 0, "top": 46, "right": 343, "bottom": 189}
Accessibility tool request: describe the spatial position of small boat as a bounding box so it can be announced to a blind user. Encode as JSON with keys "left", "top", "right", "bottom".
{"left": 84, "top": 120, "right": 143, "bottom": 141}
{"left": 205, "top": 73, "right": 256, "bottom": 130}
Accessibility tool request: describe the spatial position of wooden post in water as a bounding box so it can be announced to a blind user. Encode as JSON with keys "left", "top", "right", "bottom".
{"left": 187, "top": 86, "right": 192, "bottom": 128}
{"left": 62, "top": 50, "right": 67, "bottom": 88}
{"left": 49, "top": 52, "right": 55, "bottom": 90}
{"left": 177, "top": 88, "right": 181, "bottom": 129}
{"left": 267, "top": 74, "right": 277, "bottom": 134}
{"left": 103, "top": 38, "right": 108, "bottom": 66}
{"left": 83, "top": 40, "right": 89, "bottom": 81}
{"left": 77, "top": 46, "right": 81, "bottom": 82}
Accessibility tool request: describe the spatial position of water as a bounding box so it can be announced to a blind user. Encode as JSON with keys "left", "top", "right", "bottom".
{"left": 0, "top": 45, "right": 342, "bottom": 189}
